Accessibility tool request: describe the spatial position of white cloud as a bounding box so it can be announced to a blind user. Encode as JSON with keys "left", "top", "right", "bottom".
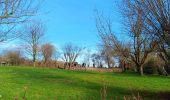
{"left": 0, "top": 42, "right": 21, "bottom": 51}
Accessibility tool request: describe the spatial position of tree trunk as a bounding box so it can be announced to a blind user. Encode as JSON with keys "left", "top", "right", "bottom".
{"left": 33, "top": 54, "right": 36, "bottom": 67}
{"left": 162, "top": 66, "right": 169, "bottom": 76}
{"left": 107, "top": 61, "right": 111, "bottom": 68}
{"left": 68, "top": 62, "right": 71, "bottom": 69}
{"left": 33, "top": 61, "right": 36, "bottom": 67}
{"left": 136, "top": 64, "right": 144, "bottom": 76}
{"left": 165, "top": 62, "right": 170, "bottom": 75}
{"left": 140, "top": 66, "right": 144, "bottom": 76}
{"left": 64, "top": 63, "right": 67, "bottom": 69}
{"left": 106, "top": 56, "right": 111, "bottom": 68}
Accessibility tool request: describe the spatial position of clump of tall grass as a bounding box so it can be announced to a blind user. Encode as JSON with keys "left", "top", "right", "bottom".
{"left": 14, "top": 86, "right": 28, "bottom": 100}
{"left": 100, "top": 82, "right": 107, "bottom": 100}
{"left": 124, "top": 93, "right": 142, "bottom": 100}
{"left": 100, "top": 79, "right": 142, "bottom": 100}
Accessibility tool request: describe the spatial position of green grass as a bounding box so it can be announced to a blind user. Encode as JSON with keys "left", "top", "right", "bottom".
{"left": 0, "top": 66, "right": 169, "bottom": 100}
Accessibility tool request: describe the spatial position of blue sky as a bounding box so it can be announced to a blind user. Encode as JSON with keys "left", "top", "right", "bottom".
{"left": 0, "top": 0, "right": 124, "bottom": 55}
{"left": 0, "top": 0, "right": 125, "bottom": 64}
{"left": 36, "top": 0, "right": 123, "bottom": 50}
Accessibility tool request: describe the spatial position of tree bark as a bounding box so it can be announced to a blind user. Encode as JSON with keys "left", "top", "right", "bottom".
{"left": 122, "top": 61, "right": 126, "bottom": 72}
{"left": 107, "top": 60, "right": 111, "bottom": 68}
{"left": 33, "top": 55, "right": 36, "bottom": 67}
{"left": 68, "top": 62, "right": 71, "bottom": 69}
{"left": 140, "top": 66, "right": 144, "bottom": 76}
{"left": 33, "top": 61, "right": 36, "bottom": 67}
{"left": 162, "top": 66, "right": 168, "bottom": 76}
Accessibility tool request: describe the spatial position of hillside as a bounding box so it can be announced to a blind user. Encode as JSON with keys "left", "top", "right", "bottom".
{"left": 0, "top": 66, "right": 169, "bottom": 100}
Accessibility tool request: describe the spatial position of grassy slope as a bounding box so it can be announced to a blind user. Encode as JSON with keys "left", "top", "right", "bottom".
{"left": 0, "top": 66, "right": 169, "bottom": 100}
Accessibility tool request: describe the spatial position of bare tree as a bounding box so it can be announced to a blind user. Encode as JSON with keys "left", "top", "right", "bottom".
{"left": 96, "top": 7, "right": 158, "bottom": 75}
{"left": 141, "top": 0, "right": 170, "bottom": 73}
{"left": 82, "top": 49, "right": 92, "bottom": 67}
{"left": 0, "top": 0, "right": 41, "bottom": 42}
{"left": 91, "top": 52, "right": 104, "bottom": 68}
{"left": 121, "top": 0, "right": 167, "bottom": 75}
{"left": 41, "top": 43, "right": 55, "bottom": 64}
{"left": 101, "top": 45, "right": 115, "bottom": 68}
{"left": 21, "top": 21, "right": 45, "bottom": 67}
{"left": 99, "top": 32, "right": 131, "bottom": 71}
{"left": 96, "top": 12, "right": 131, "bottom": 71}
{"left": 140, "top": 0, "right": 170, "bottom": 49}
{"left": 62, "top": 43, "right": 82, "bottom": 69}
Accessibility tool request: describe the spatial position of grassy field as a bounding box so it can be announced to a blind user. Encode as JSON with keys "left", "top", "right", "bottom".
{"left": 0, "top": 66, "right": 169, "bottom": 100}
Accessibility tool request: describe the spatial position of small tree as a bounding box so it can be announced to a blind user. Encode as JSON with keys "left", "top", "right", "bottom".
{"left": 62, "top": 43, "right": 82, "bottom": 69}
{"left": 82, "top": 49, "right": 92, "bottom": 67}
{"left": 91, "top": 53, "right": 104, "bottom": 68}
{"left": 41, "top": 43, "right": 56, "bottom": 64}
{"left": 101, "top": 46, "right": 115, "bottom": 68}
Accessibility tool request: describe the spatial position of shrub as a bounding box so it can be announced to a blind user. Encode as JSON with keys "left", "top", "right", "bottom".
{"left": 143, "top": 59, "right": 158, "bottom": 74}
{"left": 164, "top": 51, "right": 170, "bottom": 74}
{"left": 164, "top": 64, "right": 170, "bottom": 74}
{"left": 4, "top": 50, "right": 23, "bottom": 66}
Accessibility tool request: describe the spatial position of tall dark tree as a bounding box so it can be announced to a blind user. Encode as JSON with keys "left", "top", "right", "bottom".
{"left": 121, "top": 0, "right": 169, "bottom": 75}
{"left": 96, "top": 5, "right": 157, "bottom": 75}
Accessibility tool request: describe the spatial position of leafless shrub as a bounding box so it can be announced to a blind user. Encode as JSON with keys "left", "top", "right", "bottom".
{"left": 41, "top": 43, "right": 56, "bottom": 65}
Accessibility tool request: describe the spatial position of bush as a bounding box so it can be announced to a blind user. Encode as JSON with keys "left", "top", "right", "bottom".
{"left": 143, "top": 59, "right": 158, "bottom": 74}
{"left": 4, "top": 50, "right": 23, "bottom": 66}
{"left": 165, "top": 51, "right": 170, "bottom": 74}
{"left": 165, "top": 64, "right": 170, "bottom": 74}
